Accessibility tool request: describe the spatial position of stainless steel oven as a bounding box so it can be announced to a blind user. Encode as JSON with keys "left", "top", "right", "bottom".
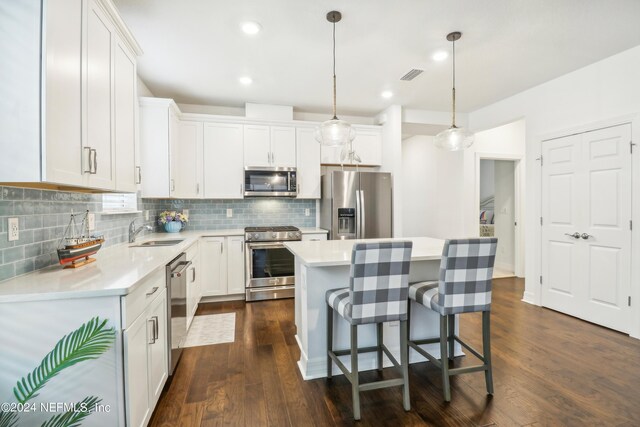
{"left": 245, "top": 226, "right": 301, "bottom": 301}
{"left": 244, "top": 167, "right": 297, "bottom": 197}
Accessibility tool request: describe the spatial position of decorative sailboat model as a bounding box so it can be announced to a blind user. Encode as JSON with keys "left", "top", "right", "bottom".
{"left": 57, "top": 211, "right": 105, "bottom": 268}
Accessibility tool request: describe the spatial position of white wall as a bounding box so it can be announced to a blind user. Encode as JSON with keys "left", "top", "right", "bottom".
{"left": 137, "top": 76, "right": 154, "bottom": 97}
{"left": 377, "top": 105, "right": 404, "bottom": 237}
{"left": 468, "top": 44, "right": 640, "bottom": 338}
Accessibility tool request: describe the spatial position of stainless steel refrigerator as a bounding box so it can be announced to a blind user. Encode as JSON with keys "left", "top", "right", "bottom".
{"left": 320, "top": 171, "right": 393, "bottom": 240}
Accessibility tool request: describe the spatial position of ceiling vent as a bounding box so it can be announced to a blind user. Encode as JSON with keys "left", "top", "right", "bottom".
{"left": 400, "top": 68, "right": 424, "bottom": 81}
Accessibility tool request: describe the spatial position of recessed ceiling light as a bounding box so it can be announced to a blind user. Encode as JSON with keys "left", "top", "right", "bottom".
{"left": 239, "top": 76, "right": 253, "bottom": 85}
{"left": 432, "top": 50, "right": 449, "bottom": 61}
{"left": 381, "top": 90, "right": 393, "bottom": 99}
{"left": 241, "top": 21, "right": 262, "bottom": 35}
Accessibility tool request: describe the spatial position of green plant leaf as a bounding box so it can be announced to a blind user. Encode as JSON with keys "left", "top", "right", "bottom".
{"left": 13, "top": 317, "right": 115, "bottom": 404}
{"left": 40, "top": 396, "right": 101, "bottom": 427}
{"left": 0, "top": 411, "right": 18, "bottom": 427}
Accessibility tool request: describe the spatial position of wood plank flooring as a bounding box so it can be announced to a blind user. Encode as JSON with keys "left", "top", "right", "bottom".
{"left": 150, "top": 278, "right": 640, "bottom": 426}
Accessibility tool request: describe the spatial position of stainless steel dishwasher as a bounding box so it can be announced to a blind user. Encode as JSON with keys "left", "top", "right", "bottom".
{"left": 166, "top": 253, "right": 191, "bottom": 375}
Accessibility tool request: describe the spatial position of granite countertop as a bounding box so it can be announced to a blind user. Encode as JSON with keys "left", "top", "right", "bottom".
{"left": 0, "top": 228, "right": 328, "bottom": 303}
{"left": 284, "top": 236, "right": 445, "bottom": 267}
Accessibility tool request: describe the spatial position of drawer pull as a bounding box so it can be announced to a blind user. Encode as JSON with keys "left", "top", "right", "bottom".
{"left": 146, "top": 286, "right": 159, "bottom": 297}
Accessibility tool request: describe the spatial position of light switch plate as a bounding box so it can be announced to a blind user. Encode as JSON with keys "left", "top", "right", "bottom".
{"left": 305, "top": 208, "right": 310, "bottom": 217}
{"left": 87, "top": 213, "right": 95, "bottom": 231}
{"left": 8, "top": 218, "right": 19, "bottom": 241}
{"left": 226, "top": 209, "right": 233, "bottom": 218}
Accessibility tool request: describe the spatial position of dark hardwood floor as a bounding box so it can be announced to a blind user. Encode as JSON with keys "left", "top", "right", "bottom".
{"left": 149, "top": 278, "right": 640, "bottom": 426}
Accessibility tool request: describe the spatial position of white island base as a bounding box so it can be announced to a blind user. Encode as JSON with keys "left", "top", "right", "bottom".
{"left": 285, "top": 237, "right": 464, "bottom": 380}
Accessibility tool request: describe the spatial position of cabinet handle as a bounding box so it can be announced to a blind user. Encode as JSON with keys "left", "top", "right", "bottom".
{"left": 148, "top": 318, "right": 156, "bottom": 344}
{"left": 152, "top": 315, "right": 159, "bottom": 341}
{"left": 91, "top": 149, "right": 98, "bottom": 174}
{"left": 267, "top": 152, "right": 270, "bottom": 164}
{"left": 83, "top": 147, "right": 92, "bottom": 174}
{"left": 171, "top": 179, "right": 175, "bottom": 191}
{"left": 220, "top": 243, "right": 223, "bottom": 254}
{"left": 136, "top": 166, "right": 142, "bottom": 184}
{"left": 196, "top": 183, "right": 200, "bottom": 194}
{"left": 240, "top": 183, "right": 243, "bottom": 195}
{"left": 146, "top": 286, "right": 159, "bottom": 297}
{"left": 192, "top": 267, "right": 196, "bottom": 282}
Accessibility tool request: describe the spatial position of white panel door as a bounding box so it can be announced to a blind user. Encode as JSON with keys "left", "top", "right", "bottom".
{"left": 85, "top": 0, "right": 115, "bottom": 190}
{"left": 203, "top": 123, "right": 244, "bottom": 199}
{"left": 114, "top": 38, "right": 137, "bottom": 192}
{"left": 175, "top": 121, "right": 203, "bottom": 198}
{"left": 296, "top": 128, "right": 321, "bottom": 198}
{"left": 541, "top": 134, "right": 582, "bottom": 317}
{"left": 226, "top": 236, "right": 245, "bottom": 294}
{"left": 541, "top": 124, "right": 631, "bottom": 333}
{"left": 123, "top": 311, "right": 151, "bottom": 427}
{"left": 43, "top": 0, "right": 85, "bottom": 186}
{"left": 243, "top": 124, "right": 271, "bottom": 167}
{"left": 147, "top": 289, "right": 168, "bottom": 408}
{"left": 200, "top": 237, "right": 227, "bottom": 296}
{"left": 270, "top": 126, "right": 297, "bottom": 167}
{"left": 581, "top": 125, "right": 631, "bottom": 331}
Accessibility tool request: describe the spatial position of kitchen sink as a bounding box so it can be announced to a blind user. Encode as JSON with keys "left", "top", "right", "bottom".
{"left": 131, "top": 239, "right": 184, "bottom": 247}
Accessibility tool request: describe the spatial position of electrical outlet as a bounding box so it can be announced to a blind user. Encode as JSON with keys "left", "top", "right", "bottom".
{"left": 144, "top": 210, "right": 150, "bottom": 221}
{"left": 226, "top": 209, "right": 233, "bottom": 218}
{"left": 8, "top": 218, "right": 19, "bottom": 241}
{"left": 87, "top": 213, "right": 95, "bottom": 231}
{"left": 183, "top": 209, "right": 189, "bottom": 217}
{"left": 305, "top": 208, "right": 310, "bottom": 217}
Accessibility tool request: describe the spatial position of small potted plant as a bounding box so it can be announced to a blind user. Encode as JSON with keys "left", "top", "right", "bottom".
{"left": 158, "top": 210, "right": 188, "bottom": 233}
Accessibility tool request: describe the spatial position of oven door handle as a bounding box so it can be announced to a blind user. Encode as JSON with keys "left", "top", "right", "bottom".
{"left": 246, "top": 242, "right": 287, "bottom": 249}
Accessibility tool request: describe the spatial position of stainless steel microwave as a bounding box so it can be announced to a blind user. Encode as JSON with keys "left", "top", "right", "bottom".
{"left": 244, "top": 167, "right": 297, "bottom": 197}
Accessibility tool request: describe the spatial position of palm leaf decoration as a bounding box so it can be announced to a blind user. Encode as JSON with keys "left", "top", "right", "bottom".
{"left": 40, "top": 396, "right": 101, "bottom": 427}
{"left": 13, "top": 317, "right": 115, "bottom": 404}
{"left": 0, "top": 411, "right": 18, "bottom": 427}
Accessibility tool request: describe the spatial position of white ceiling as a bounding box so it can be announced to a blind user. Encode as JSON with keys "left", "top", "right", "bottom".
{"left": 114, "top": 0, "right": 640, "bottom": 117}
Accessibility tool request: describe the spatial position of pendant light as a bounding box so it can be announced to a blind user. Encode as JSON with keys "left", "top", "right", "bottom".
{"left": 434, "top": 32, "right": 474, "bottom": 151}
{"left": 315, "top": 11, "right": 355, "bottom": 147}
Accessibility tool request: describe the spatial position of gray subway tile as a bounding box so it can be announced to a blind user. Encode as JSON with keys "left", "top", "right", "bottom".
{"left": 15, "top": 259, "right": 34, "bottom": 276}
{"left": 3, "top": 247, "right": 24, "bottom": 263}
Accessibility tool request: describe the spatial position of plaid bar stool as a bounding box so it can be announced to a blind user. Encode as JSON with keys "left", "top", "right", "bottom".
{"left": 407, "top": 238, "right": 497, "bottom": 402}
{"left": 325, "top": 241, "right": 413, "bottom": 420}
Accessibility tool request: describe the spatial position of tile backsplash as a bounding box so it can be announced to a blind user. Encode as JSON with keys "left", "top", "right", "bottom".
{"left": 0, "top": 185, "right": 317, "bottom": 282}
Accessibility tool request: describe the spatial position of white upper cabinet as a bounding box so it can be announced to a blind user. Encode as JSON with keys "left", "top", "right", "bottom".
{"left": 139, "top": 98, "right": 179, "bottom": 198}
{"left": 175, "top": 120, "right": 204, "bottom": 198}
{"left": 168, "top": 108, "right": 180, "bottom": 196}
{"left": 296, "top": 128, "right": 321, "bottom": 199}
{"left": 84, "top": 0, "right": 116, "bottom": 190}
{"left": 243, "top": 125, "right": 271, "bottom": 167}
{"left": 203, "top": 123, "right": 244, "bottom": 199}
{"left": 320, "top": 126, "right": 383, "bottom": 166}
{"left": 114, "top": 35, "right": 138, "bottom": 193}
{"left": 270, "top": 126, "right": 297, "bottom": 167}
{"left": 243, "top": 124, "right": 296, "bottom": 168}
{"left": 0, "top": 0, "right": 141, "bottom": 191}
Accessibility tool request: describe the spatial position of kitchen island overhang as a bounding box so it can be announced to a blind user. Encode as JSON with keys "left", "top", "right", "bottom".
{"left": 284, "top": 237, "right": 464, "bottom": 380}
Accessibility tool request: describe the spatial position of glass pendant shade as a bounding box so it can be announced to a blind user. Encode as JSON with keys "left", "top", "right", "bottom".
{"left": 434, "top": 126, "right": 474, "bottom": 151}
{"left": 314, "top": 117, "right": 356, "bottom": 147}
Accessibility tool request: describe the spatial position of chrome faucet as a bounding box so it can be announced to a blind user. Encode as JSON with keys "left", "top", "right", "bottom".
{"left": 129, "top": 219, "right": 153, "bottom": 243}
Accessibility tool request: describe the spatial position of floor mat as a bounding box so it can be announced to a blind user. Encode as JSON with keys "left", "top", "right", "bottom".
{"left": 181, "top": 313, "right": 235, "bottom": 348}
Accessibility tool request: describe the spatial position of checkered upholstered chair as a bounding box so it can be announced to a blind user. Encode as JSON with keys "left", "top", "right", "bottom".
{"left": 408, "top": 238, "right": 497, "bottom": 402}
{"left": 325, "top": 241, "right": 413, "bottom": 420}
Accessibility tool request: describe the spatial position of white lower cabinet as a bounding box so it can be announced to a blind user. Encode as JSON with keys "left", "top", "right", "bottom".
{"left": 201, "top": 236, "right": 245, "bottom": 298}
{"left": 226, "top": 236, "right": 246, "bottom": 294}
{"left": 123, "top": 281, "right": 168, "bottom": 427}
{"left": 302, "top": 233, "right": 328, "bottom": 241}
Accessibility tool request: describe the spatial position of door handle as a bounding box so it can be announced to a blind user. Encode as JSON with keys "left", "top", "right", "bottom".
{"left": 564, "top": 232, "right": 580, "bottom": 239}
{"left": 355, "top": 190, "right": 361, "bottom": 239}
{"left": 172, "top": 261, "right": 193, "bottom": 278}
{"left": 580, "top": 233, "right": 593, "bottom": 240}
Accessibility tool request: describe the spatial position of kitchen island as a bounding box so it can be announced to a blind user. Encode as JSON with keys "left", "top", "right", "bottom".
{"left": 284, "top": 237, "right": 463, "bottom": 380}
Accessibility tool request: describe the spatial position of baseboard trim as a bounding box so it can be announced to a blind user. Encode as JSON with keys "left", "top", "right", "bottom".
{"left": 522, "top": 291, "right": 538, "bottom": 306}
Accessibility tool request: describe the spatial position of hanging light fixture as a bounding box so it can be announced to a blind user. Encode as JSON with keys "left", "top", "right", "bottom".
{"left": 434, "top": 31, "right": 474, "bottom": 151}
{"left": 315, "top": 11, "right": 355, "bottom": 147}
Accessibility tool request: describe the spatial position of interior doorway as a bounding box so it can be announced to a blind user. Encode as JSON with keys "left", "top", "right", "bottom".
{"left": 479, "top": 159, "right": 517, "bottom": 278}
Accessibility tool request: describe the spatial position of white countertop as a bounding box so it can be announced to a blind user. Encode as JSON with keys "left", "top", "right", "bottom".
{"left": 284, "top": 236, "right": 445, "bottom": 267}
{"left": 0, "top": 227, "right": 327, "bottom": 303}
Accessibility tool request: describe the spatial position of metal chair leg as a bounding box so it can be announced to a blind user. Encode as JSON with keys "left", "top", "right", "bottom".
{"left": 351, "top": 324, "right": 361, "bottom": 420}
{"left": 327, "top": 303, "right": 333, "bottom": 379}
{"left": 376, "top": 323, "right": 383, "bottom": 371}
{"left": 439, "top": 315, "right": 451, "bottom": 402}
{"left": 448, "top": 314, "right": 455, "bottom": 361}
{"left": 482, "top": 310, "right": 494, "bottom": 395}
{"left": 400, "top": 320, "right": 411, "bottom": 411}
